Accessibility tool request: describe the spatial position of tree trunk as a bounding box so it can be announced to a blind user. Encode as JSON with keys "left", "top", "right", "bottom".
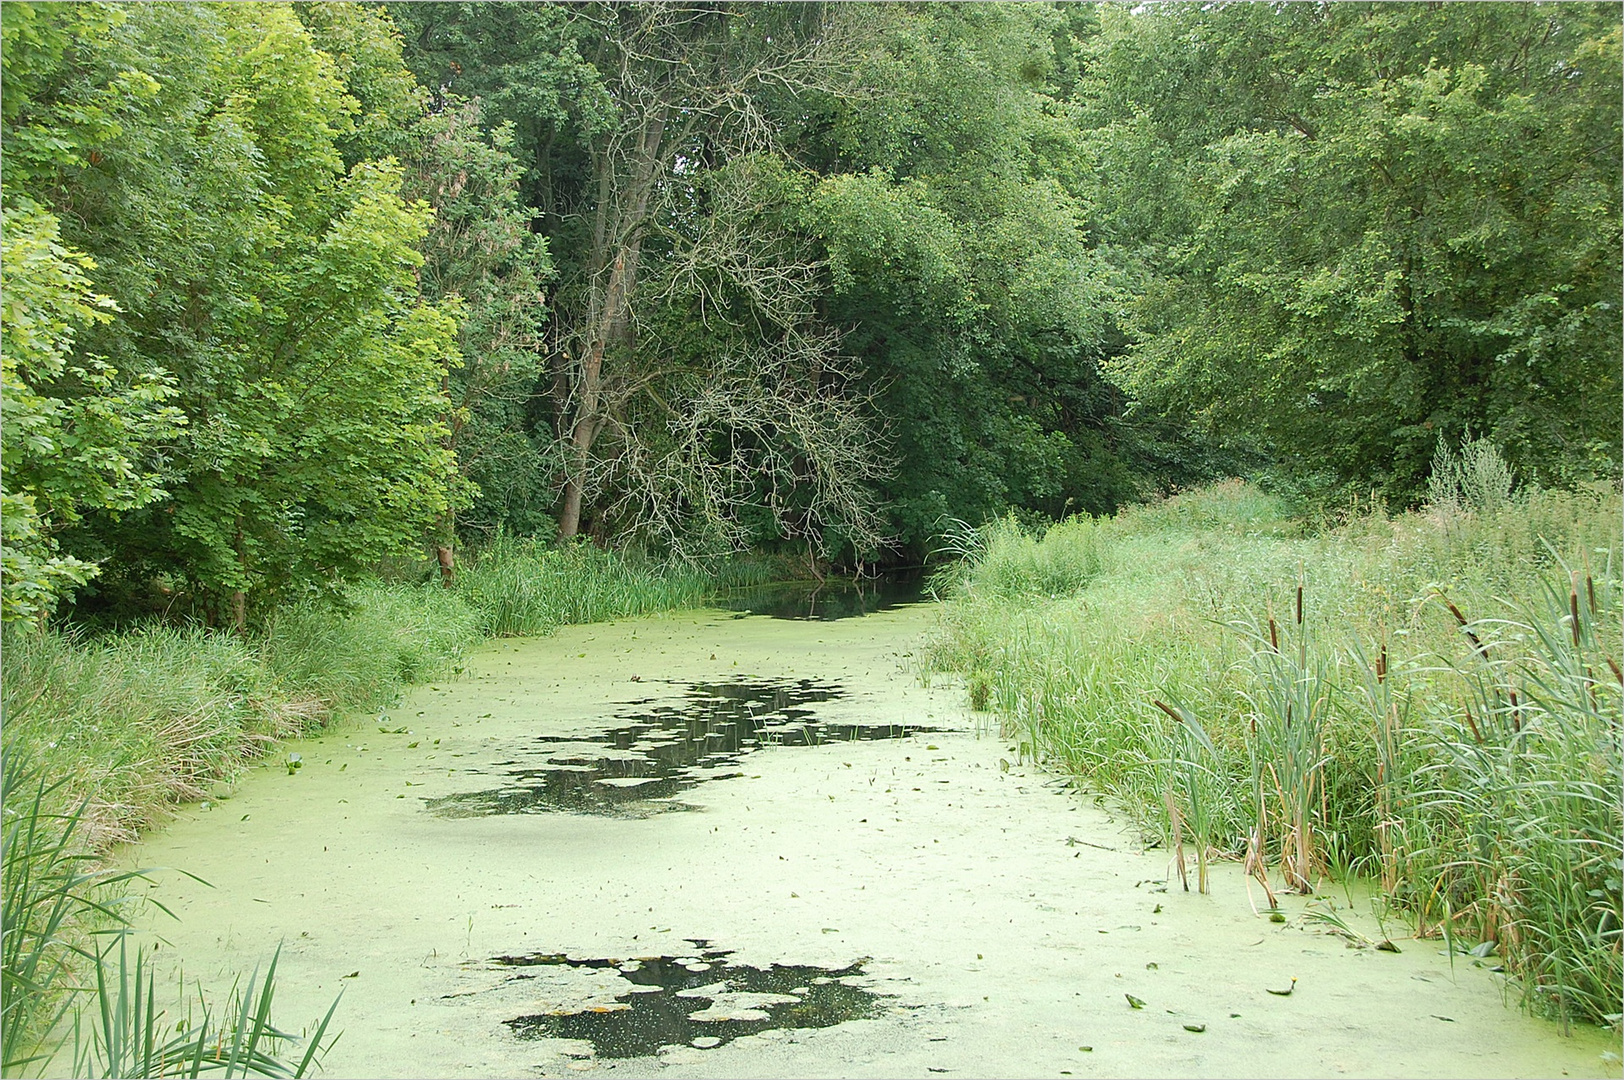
{"left": 556, "top": 114, "right": 664, "bottom": 540}
{"left": 232, "top": 516, "right": 248, "bottom": 633}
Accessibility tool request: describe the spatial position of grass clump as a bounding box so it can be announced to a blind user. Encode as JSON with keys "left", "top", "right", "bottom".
{"left": 924, "top": 472, "right": 1622, "bottom": 1028}
{"left": 458, "top": 536, "right": 715, "bottom": 636}
{"left": 1, "top": 583, "right": 481, "bottom": 848}
{"left": 933, "top": 515, "right": 1105, "bottom": 600}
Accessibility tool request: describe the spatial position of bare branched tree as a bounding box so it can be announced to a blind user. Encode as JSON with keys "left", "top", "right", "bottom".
{"left": 544, "top": 2, "right": 890, "bottom": 551}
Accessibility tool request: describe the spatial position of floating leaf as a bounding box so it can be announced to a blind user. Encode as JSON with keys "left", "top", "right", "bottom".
{"left": 1125, "top": 994, "right": 1146, "bottom": 1009}
{"left": 1183, "top": 1023, "right": 1206, "bottom": 1033}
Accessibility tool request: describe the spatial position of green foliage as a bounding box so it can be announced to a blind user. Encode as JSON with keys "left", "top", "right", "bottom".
{"left": 803, "top": 4, "right": 1141, "bottom": 551}
{"left": 1, "top": 203, "right": 182, "bottom": 623}
{"left": 400, "top": 97, "right": 555, "bottom": 541}
{"left": 3, "top": 2, "right": 463, "bottom": 620}
{"left": 1086, "top": 3, "right": 1623, "bottom": 500}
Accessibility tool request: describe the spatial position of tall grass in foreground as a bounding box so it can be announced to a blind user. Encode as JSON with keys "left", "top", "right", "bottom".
{"left": 925, "top": 477, "right": 1623, "bottom": 1027}
{"left": 2, "top": 751, "right": 337, "bottom": 1077}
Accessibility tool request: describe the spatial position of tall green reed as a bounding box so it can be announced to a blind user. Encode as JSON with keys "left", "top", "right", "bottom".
{"left": 1234, "top": 581, "right": 1334, "bottom": 895}
{"left": 2, "top": 751, "right": 337, "bottom": 1077}
{"left": 457, "top": 536, "right": 713, "bottom": 636}
{"left": 2, "top": 751, "right": 156, "bottom": 1074}
{"left": 1416, "top": 559, "right": 1621, "bottom": 1029}
{"left": 71, "top": 936, "right": 339, "bottom": 1079}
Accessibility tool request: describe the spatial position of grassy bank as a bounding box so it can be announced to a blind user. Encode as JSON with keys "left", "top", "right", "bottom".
{"left": 924, "top": 478, "right": 1622, "bottom": 1030}
{"left": 0, "top": 542, "right": 764, "bottom": 1071}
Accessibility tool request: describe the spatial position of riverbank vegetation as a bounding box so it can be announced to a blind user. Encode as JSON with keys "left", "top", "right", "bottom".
{"left": 2, "top": 0, "right": 1618, "bottom": 1064}
{"left": 924, "top": 468, "right": 1622, "bottom": 1029}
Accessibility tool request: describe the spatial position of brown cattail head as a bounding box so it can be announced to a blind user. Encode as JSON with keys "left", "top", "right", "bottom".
{"left": 1608, "top": 656, "right": 1622, "bottom": 685}
{"left": 1509, "top": 689, "right": 1521, "bottom": 734}
{"left": 1445, "top": 597, "right": 1486, "bottom": 655}
{"left": 1296, "top": 583, "right": 1304, "bottom": 626}
{"left": 1584, "top": 549, "right": 1597, "bottom": 616}
{"left": 1570, "top": 574, "right": 1582, "bottom": 648}
{"left": 1377, "top": 645, "right": 1388, "bottom": 684}
{"left": 1269, "top": 617, "right": 1279, "bottom": 653}
{"left": 1153, "top": 699, "right": 1185, "bottom": 725}
{"left": 1463, "top": 704, "right": 1483, "bottom": 744}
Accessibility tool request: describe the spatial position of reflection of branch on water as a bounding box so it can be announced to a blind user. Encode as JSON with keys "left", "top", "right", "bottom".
{"left": 424, "top": 679, "right": 944, "bottom": 817}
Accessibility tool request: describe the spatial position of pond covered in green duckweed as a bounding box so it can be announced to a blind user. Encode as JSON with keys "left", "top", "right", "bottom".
{"left": 116, "top": 604, "right": 1621, "bottom": 1080}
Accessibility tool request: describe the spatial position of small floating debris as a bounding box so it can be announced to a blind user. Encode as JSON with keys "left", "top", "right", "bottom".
{"left": 1266, "top": 977, "right": 1298, "bottom": 997}
{"left": 1125, "top": 994, "right": 1146, "bottom": 1010}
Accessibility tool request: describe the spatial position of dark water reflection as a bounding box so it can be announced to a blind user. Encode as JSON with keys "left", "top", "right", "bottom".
{"left": 498, "top": 944, "right": 883, "bottom": 1058}
{"left": 716, "top": 572, "right": 927, "bottom": 621}
{"left": 424, "top": 679, "right": 939, "bottom": 818}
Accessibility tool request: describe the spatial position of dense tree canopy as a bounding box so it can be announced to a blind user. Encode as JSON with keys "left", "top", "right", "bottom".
{"left": 2, "top": 1, "right": 1617, "bottom": 621}
{"left": 1083, "top": 2, "right": 1622, "bottom": 497}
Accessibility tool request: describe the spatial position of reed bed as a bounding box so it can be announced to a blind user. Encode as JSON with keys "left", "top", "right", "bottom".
{"left": 456, "top": 536, "right": 717, "bottom": 637}
{"left": 925, "top": 476, "right": 1623, "bottom": 1028}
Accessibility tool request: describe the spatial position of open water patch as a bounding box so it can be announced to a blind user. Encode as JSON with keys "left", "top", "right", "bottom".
{"left": 717, "top": 572, "right": 926, "bottom": 620}
{"left": 497, "top": 943, "right": 883, "bottom": 1058}
{"left": 424, "top": 679, "right": 940, "bottom": 818}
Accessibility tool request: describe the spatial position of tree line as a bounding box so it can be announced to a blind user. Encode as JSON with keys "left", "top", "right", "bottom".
{"left": 4, "top": 2, "right": 1618, "bottom": 627}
